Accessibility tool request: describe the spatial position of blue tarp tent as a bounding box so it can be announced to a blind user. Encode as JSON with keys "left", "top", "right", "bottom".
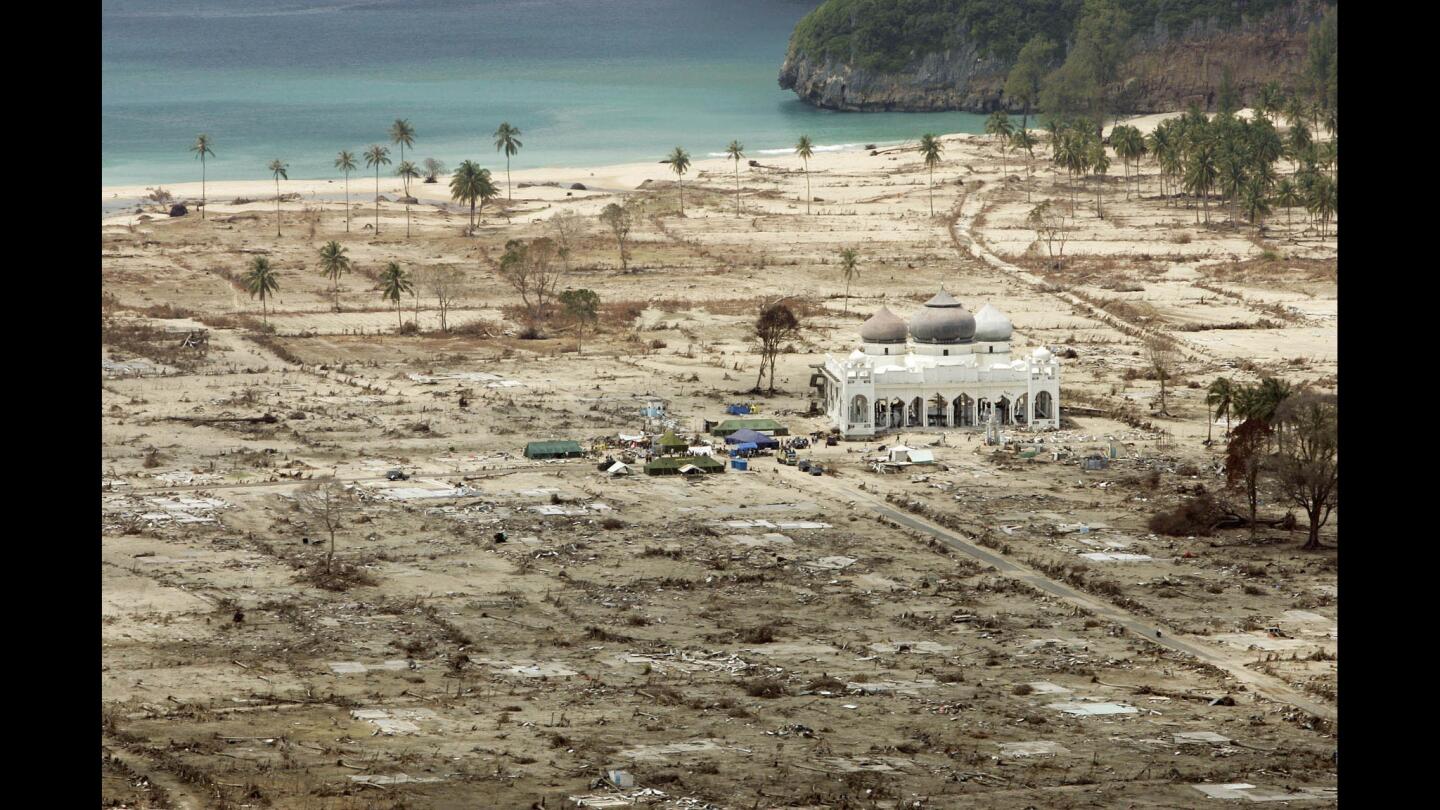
{"left": 730, "top": 442, "right": 759, "bottom": 453}
{"left": 724, "top": 428, "right": 777, "bottom": 448}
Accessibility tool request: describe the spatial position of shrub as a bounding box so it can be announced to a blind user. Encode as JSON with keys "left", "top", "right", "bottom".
{"left": 1147, "top": 493, "right": 1224, "bottom": 536}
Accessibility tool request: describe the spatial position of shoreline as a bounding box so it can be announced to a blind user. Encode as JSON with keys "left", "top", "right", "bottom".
{"left": 102, "top": 112, "right": 1204, "bottom": 203}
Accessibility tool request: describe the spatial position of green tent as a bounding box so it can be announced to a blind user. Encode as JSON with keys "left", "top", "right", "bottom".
{"left": 657, "top": 430, "right": 688, "bottom": 454}
{"left": 644, "top": 455, "right": 724, "bottom": 475}
{"left": 524, "top": 440, "right": 585, "bottom": 459}
{"left": 712, "top": 418, "right": 788, "bottom": 437}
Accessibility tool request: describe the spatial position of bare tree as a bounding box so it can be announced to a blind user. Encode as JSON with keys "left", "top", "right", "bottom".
{"left": 550, "top": 209, "right": 584, "bottom": 272}
{"left": 1027, "top": 200, "right": 1071, "bottom": 269}
{"left": 753, "top": 301, "right": 802, "bottom": 394}
{"left": 497, "top": 237, "right": 564, "bottom": 336}
{"left": 598, "top": 201, "right": 634, "bottom": 273}
{"left": 1268, "top": 393, "right": 1337, "bottom": 550}
{"left": 1144, "top": 336, "right": 1178, "bottom": 415}
{"left": 420, "top": 265, "right": 466, "bottom": 332}
{"left": 295, "top": 478, "right": 360, "bottom": 573}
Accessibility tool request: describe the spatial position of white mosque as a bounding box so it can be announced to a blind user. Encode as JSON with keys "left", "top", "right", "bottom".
{"left": 811, "top": 289, "right": 1060, "bottom": 439}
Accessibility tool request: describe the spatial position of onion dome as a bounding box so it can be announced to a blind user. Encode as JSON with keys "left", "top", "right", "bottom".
{"left": 909, "top": 289, "right": 976, "bottom": 344}
{"left": 859, "top": 306, "right": 907, "bottom": 344}
{"left": 1032, "top": 346, "right": 1054, "bottom": 361}
{"left": 973, "top": 304, "right": 1013, "bottom": 342}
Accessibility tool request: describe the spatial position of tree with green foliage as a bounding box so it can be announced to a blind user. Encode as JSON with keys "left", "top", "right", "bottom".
{"left": 379, "top": 261, "right": 413, "bottom": 330}
{"left": 1005, "top": 35, "right": 1056, "bottom": 136}
{"left": 1257, "top": 82, "right": 1284, "bottom": 121}
{"left": 837, "top": 247, "right": 860, "bottom": 315}
{"left": 753, "top": 301, "right": 802, "bottom": 394}
{"left": 558, "top": 288, "right": 600, "bottom": 354}
{"left": 1183, "top": 138, "right": 1217, "bottom": 224}
{"left": 1269, "top": 392, "right": 1337, "bottom": 551}
{"left": 1305, "top": 6, "right": 1337, "bottom": 122}
{"left": 667, "top": 146, "right": 691, "bottom": 215}
{"left": 1040, "top": 0, "right": 1131, "bottom": 136}
{"left": 494, "top": 123, "right": 523, "bottom": 200}
{"left": 335, "top": 150, "right": 357, "bottom": 232}
{"left": 190, "top": 134, "right": 215, "bottom": 220}
{"left": 1274, "top": 177, "right": 1299, "bottom": 231}
{"left": 1306, "top": 173, "right": 1336, "bottom": 237}
{"left": 390, "top": 119, "right": 415, "bottom": 192}
{"left": 918, "top": 133, "right": 944, "bottom": 216}
{"left": 364, "top": 144, "right": 391, "bottom": 235}
{"left": 726, "top": 140, "right": 746, "bottom": 216}
{"left": 795, "top": 135, "right": 815, "bottom": 214}
{"left": 1241, "top": 175, "right": 1271, "bottom": 227}
{"left": 267, "top": 159, "right": 289, "bottom": 237}
{"left": 243, "top": 256, "right": 280, "bottom": 325}
{"left": 598, "top": 201, "right": 634, "bottom": 273}
{"left": 317, "top": 240, "right": 351, "bottom": 310}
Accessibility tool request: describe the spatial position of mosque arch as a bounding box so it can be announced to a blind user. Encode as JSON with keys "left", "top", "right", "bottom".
{"left": 952, "top": 394, "right": 975, "bottom": 427}
{"left": 927, "top": 393, "right": 949, "bottom": 427}
{"left": 1035, "top": 390, "right": 1054, "bottom": 420}
{"left": 849, "top": 394, "right": 870, "bottom": 425}
{"left": 907, "top": 397, "right": 924, "bottom": 427}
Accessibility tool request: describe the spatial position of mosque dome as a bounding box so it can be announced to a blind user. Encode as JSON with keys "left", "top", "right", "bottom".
{"left": 858, "top": 306, "right": 907, "bottom": 344}
{"left": 973, "top": 304, "right": 1013, "bottom": 342}
{"left": 909, "top": 289, "right": 976, "bottom": 344}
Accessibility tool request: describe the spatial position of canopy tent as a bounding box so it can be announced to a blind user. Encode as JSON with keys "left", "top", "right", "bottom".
{"left": 730, "top": 442, "right": 759, "bottom": 453}
{"left": 657, "top": 430, "right": 688, "bottom": 450}
{"left": 712, "top": 418, "right": 788, "bottom": 437}
{"left": 645, "top": 455, "right": 725, "bottom": 476}
{"left": 524, "top": 440, "right": 584, "bottom": 459}
{"left": 724, "top": 428, "right": 778, "bottom": 448}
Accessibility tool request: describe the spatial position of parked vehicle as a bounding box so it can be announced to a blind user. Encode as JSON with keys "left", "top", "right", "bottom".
{"left": 386, "top": 469, "right": 410, "bottom": 481}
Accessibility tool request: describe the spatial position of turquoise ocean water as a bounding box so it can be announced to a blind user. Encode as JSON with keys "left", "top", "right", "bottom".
{"left": 102, "top": 0, "right": 989, "bottom": 188}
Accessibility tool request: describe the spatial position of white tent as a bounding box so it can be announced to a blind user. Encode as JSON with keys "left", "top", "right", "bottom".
{"left": 906, "top": 448, "right": 935, "bottom": 464}
{"left": 606, "top": 461, "right": 632, "bottom": 476}
{"left": 886, "top": 445, "right": 914, "bottom": 462}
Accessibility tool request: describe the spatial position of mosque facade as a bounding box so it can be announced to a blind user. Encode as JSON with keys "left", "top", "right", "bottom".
{"left": 811, "top": 290, "right": 1061, "bottom": 439}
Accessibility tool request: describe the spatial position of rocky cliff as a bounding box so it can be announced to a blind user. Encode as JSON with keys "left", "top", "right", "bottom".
{"left": 779, "top": 0, "right": 1329, "bottom": 114}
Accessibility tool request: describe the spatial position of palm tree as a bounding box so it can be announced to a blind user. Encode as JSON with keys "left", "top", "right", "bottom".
{"left": 1183, "top": 141, "right": 1218, "bottom": 224}
{"left": 1257, "top": 82, "right": 1284, "bottom": 121}
{"left": 379, "top": 261, "right": 413, "bottom": 330}
{"left": 389, "top": 119, "right": 416, "bottom": 193}
{"left": 1089, "top": 139, "right": 1110, "bottom": 218}
{"left": 190, "top": 134, "right": 214, "bottom": 220}
{"left": 1274, "top": 177, "right": 1300, "bottom": 231}
{"left": 1307, "top": 174, "right": 1337, "bottom": 237}
{"left": 1112, "top": 125, "right": 1145, "bottom": 200}
{"left": 984, "top": 112, "right": 1013, "bottom": 178}
{"left": 449, "top": 160, "right": 497, "bottom": 236}
{"left": 1284, "top": 95, "right": 1310, "bottom": 135}
{"left": 838, "top": 247, "right": 860, "bottom": 315}
{"left": 335, "top": 150, "right": 357, "bottom": 232}
{"left": 795, "top": 135, "right": 814, "bottom": 214}
{"left": 918, "top": 133, "right": 944, "bottom": 216}
{"left": 317, "top": 240, "right": 351, "bottom": 310}
{"left": 667, "top": 146, "right": 691, "bottom": 215}
{"left": 1241, "top": 175, "right": 1271, "bottom": 227}
{"left": 1010, "top": 129, "right": 1038, "bottom": 201}
{"left": 493, "top": 123, "right": 523, "bottom": 201}
{"left": 243, "top": 256, "right": 280, "bottom": 325}
{"left": 1216, "top": 144, "right": 1249, "bottom": 225}
{"left": 267, "top": 159, "right": 288, "bottom": 237}
{"left": 1206, "top": 377, "right": 1235, "bottom": 441}
{"left": 396, "top": 160, "right": 421, "bottom": 237}
{"left": 363, "top": 144, "right": 391, "bottom": 235}
{"left": 725, "top": 140, "right": 745, "bottom": 216}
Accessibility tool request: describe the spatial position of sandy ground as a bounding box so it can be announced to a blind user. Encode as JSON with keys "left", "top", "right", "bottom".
{"left": 102, "top": 112, "right": 1336, "bottom": 808}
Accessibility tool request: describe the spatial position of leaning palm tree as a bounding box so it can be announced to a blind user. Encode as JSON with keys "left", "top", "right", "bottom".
{"left": 363, "top": 144, "right": 391, "bottom": 235}
{"left": 317, "top": 240, "right": 351, "bottom": 310}
{"left": 389, "top": 119, "right": 416, "bottom": 192}
{"left": 1206, "top": 377, "right": 1235, "bottom": 441}
{"left": 667, "top": 146, "right": 691, "bottom": 215}
{"left": 243, "top": 256, "right": 280, "bottom": 325}
{"left": 190, "top": 134, "right": 215, "bottom": 219}
{"left": 1183, "top": 142, "right": 1218, "bottom": 224}
{"left": 984, "top": 112, "right": 1013, "bottom": 178}
{"left": 396, "top": 160, "right": 421, "bottom": 237}
{"left": 493, "top": 123, "right": 523, "bottom": 201}
{"left": 335, "top": 150, "right": 357, "bottom": 232}
{"left": 838, "top": 247, "right": 860, "bottom": 315}
{"left": 267, "top": 159, "right": 288, "bottom": 237}
{"left": 379, "top": 261, "right": 413, "bottom": 330}
{"left": 725, "top": 140, "right": 745, "bottom": 216}
{"left": 918, "top": 133, "right": 944, "bottom": 216}
{"left": 794, "top": 135, "right": 814, "bottom": 214}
